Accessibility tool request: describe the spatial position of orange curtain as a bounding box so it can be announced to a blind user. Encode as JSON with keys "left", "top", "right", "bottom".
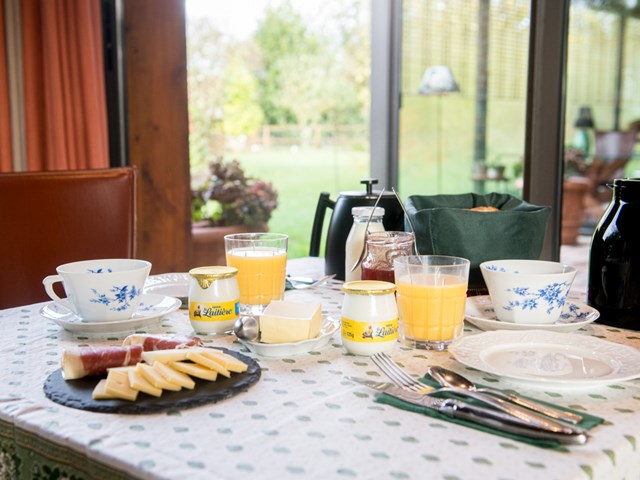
{"left": 0, "top": 0, "right": 13, "bottom": 172}
{"left": 21, "top": 0, "right": 109, "bottom": 170}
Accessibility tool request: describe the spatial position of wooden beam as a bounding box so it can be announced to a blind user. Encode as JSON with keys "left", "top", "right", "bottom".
{"left": 124, "top": 0, "right": 192, "bottom": 273}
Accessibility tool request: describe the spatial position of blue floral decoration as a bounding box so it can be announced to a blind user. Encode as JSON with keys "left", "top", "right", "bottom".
{"left": 87, "top": 268, "right": 114, "bottom": 273}
{"left": 558, "top": 302, "right": 589, "bottom": 321}
{"left": 485, "top": 264, "right": 507, "bottom": 272}
{"left": 503, "top": 281, "right": 571, "bottom": 315}
{"left": 90, "top": 285, "right": 140, "bottom": 312}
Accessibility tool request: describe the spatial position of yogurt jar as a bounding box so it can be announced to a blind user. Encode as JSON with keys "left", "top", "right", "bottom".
{"left": 188, "top": 266, "right": 240, "bottom": 334}
{"left": 341, "top": 280, "right": 398, "bottom": 356}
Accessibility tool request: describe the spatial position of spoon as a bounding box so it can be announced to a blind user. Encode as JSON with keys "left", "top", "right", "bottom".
{"left": 233, "top": 315, "right": 260, "bottom": 342}
{"left": 391, "top": 187, "right": 419, "bottom": 255}
{"left": 428, "top": 365, "right": 583, "bottom": 425}
{"left": 350, "top": 188, "right": 385, "bottom": 272}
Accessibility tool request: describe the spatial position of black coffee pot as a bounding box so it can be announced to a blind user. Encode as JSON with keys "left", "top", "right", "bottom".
{"left": 309, "top": 179, "right": 405, "bottom": 280}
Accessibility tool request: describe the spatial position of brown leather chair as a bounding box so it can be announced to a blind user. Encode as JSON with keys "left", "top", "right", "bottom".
{"left": 0, "top": 167, "right": 137, "bottom": 308}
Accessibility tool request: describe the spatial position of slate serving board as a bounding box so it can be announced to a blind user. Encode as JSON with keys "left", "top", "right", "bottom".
{"left": 43, "top": 348, "right": 261, "bottom": 414}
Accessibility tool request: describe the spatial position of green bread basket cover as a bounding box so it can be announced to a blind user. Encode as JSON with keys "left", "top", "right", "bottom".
{"left": 405, "top": 193, "right": 551, "bottom": 289}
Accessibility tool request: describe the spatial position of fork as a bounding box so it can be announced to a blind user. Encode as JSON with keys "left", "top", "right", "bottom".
{"left": 370, "top": 352, "right": 586, "bottom": 436}
{"left": 371, "top": 352, "right": 434, "bottom": 394}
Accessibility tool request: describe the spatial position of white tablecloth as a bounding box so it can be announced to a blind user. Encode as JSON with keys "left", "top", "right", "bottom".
{"left": 1, "top": 258, "right": 640, "bottom": 479}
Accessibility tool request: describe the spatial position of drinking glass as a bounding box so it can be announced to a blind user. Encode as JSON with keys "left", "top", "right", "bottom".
{"left": 224, "top": 233, "right": 288, "bottom": 315}
{"left": 394, "top": 255, "right": 470, "bottom": 350}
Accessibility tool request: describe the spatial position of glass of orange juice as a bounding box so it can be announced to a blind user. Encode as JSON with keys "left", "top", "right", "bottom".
{"left": 394, "top": 255, "right": 470, "bottom": 351}
{"left": 224, "top": 233, "right": 288, "bottom": 315}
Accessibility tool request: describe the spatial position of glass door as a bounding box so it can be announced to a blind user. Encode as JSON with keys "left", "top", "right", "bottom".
{"left": 397, "top": 0, "right": 531, "bottom": 198}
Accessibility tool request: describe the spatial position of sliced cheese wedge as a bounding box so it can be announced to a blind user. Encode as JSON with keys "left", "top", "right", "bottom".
{"left": 141, "top": 349, "right": 192, "bottom": 364}
{"left": 128, "top": 367, "right": 163, "bottom": 397}
{"left": 152, "top": 361, "right": 195, "bottom": 390}
{"left": 169, "top": 361, "right": 218, "bottom": 381}
{"left": 201, "top": 349, "right": 248, "bottom": 373}
{"left": 136, "top": 363, "right": 182, "bottom": 391}
{"left": 92, "top": 379, "right": 118, "bottom": 400}
{"left": 104, "top": 369, "right": 139, "bottom": 401}
{"left": 186, "top": 351, "right": 231, "bottom": 378}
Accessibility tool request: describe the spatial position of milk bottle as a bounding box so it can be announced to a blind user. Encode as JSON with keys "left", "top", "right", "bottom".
{"left": 344, "top": 207, "right": 385, "bottom": 282}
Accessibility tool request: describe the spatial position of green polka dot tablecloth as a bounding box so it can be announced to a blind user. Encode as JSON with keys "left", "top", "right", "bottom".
{"left": 1, "top": 257, "right": 640, "bottom": 480}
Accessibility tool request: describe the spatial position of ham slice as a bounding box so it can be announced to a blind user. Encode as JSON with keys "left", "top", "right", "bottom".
{"left": 122, "top": 334, "right": 204, "bottom": 351}
{"left": 61, "top": 345, "right": 143, "bottom": 380}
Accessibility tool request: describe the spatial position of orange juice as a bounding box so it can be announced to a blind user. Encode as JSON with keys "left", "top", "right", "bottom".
{"left": 396, "top": 274, "right": 467, "bottom": 342}
{"left": 226, "top": 247, "right": 287, "bottom": 306}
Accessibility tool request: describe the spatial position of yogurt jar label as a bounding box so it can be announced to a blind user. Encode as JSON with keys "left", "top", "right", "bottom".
{"left": 341, "top": 317, "right": 398, "bottom": 343}
{"left": 190, "top": 300, "right": 240, "bottom": 322}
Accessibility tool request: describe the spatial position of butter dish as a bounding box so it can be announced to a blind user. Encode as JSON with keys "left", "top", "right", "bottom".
{"left": 236, "top": 315, "right": 339, "bottom": 357}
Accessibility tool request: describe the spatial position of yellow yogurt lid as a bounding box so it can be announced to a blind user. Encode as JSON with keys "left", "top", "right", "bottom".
{"left": 189, "top": 266, "right": 237, "bottom": 289}
{"left": 342, "top": 280, "right": 395, "bottom": 295}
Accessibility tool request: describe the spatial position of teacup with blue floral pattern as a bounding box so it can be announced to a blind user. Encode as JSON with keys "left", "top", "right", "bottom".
{"left": 480, "top": 259, "right": 576, "bottom": 324}
{"left": 43, "top": 259, "right": 151, "bottom": 322}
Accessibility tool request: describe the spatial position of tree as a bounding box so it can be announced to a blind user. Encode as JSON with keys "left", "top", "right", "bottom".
{"left": 253, "top": 1, "right": 320, "bottom": 125}
{"left": 223, "top": 58, "right": 264, "bottom": 137}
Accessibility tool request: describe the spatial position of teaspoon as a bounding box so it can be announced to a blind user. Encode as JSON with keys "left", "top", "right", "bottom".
{"left": 233, "top": 316, "right": 260, "bottom": 342}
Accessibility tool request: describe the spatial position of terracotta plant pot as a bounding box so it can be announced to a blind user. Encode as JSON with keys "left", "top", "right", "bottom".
{"left": 561, "top": 177, "right": 590, "bottom": 245}
{"left": 191, "top": 224, "right": 268, "bottom": 268}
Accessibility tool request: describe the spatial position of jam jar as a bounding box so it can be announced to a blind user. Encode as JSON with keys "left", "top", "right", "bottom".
{"left": 361, "top": 231, "right": 415, "bottom": 283}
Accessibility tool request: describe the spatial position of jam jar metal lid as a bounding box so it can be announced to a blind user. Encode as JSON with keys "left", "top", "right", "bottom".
{"left": 342, "top": 280, "right": 395, "bottom": 295}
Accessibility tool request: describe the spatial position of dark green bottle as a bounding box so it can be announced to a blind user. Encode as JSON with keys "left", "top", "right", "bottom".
{"left": 588, "top": 178, "right": 640, "bottom": 329}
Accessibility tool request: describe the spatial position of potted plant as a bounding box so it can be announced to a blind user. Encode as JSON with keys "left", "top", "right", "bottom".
{"left": 191, "top": 157, "right": 278, "bottom": 266}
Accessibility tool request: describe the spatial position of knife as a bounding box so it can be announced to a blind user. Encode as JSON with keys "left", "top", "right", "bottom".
{"left": 347, "top": 377, "right": 589, "bottom": 445}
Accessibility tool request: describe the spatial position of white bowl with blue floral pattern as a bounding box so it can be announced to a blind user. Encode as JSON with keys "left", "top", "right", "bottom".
{"left": 480, "top": 259, "right": 576, "bottom": 324}
{"left": 43, "top": 259, "right": 152, "bottom": 322}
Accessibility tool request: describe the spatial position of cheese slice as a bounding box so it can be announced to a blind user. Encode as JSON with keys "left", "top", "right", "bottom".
{"left": 128, "top": 367, "right": 163, "bottom": 397}
{"left": 186, "top": 351, "right": 231, "bottom": 378}
{"left": 202, "top": 349, "right": 248, "bottom": 373}
{"left": 141, "top": 349, "right": 193, "bottom": 364}
{"left": 92, "top": 379, "right": 118, "bottom": 400}
{"left": 152, "top": 361, "right": 196, "bottom": 389}
{"left": 136, "top": 363, "right": 182, "bottom": 391}
{"left": 104, "top": 369, "right": 139, "bottom": 401}
{"left": 169, "top": 361, "right": 218, "bottom": 381}
{"left": 259, "top": 301, "right": 323, "bottom": 344}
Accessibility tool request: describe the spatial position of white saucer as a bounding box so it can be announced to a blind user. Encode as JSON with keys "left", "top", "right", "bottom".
{"left": 465, "top": 295, "right": 599, "bottom": 333}
{"left": 41, "top": 294, "right": 181, "bottom": 333}
{"left": 143, "top": 273, "right": 189, "bottom": 306}
{"left": 449, "top": 330, "right": 640, "bottom": 388}
{"left": 236, "top": 316, "right": 339, "bottom": 357}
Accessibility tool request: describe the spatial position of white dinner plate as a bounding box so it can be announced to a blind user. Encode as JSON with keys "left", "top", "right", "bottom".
{"left": 144, "top": 273, "right": 189, "bottom": 307}
{"left": 465, "top": 295, "right": 599, "bottom": 333}
{"left": 41, "top": 294, "right": 181, "bottom": 333}
{"left": 449, "top": 330, "right": 640, "bottom": 388}
{"left": 236, "top": 316, "right": 339, "bottom": 358}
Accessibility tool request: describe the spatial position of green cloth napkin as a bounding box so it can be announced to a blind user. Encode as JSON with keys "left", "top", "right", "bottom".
{"left": 375, "top": 376, "right": 604, "bottom": 449}
{"left": 405, "top": 193, "right": 551, "bottom": 290}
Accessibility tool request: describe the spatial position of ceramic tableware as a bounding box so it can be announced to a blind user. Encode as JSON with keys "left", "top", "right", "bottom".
{"left": 480, "top": 259, "right": 576, "bottom": 325}
{"left": 42, "top": 259, "right": 151, "bottom": 322}
{"left": 464, "top": 295, "right": 599, "bottom": 332}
